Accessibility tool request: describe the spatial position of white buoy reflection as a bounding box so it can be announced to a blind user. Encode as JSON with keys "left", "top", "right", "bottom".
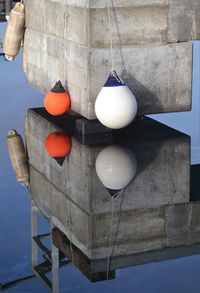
{"left": 95, "top": 145, "right": 137, "bottom": 198}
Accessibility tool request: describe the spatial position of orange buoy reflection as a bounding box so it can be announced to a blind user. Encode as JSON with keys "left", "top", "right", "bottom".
{"left": 45, "top": 131, "right": 72, "bottom": 166}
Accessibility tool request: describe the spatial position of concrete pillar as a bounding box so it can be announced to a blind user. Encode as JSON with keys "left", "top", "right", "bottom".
{"left": 23, "top": 0, "right": 200, "bottom": 119}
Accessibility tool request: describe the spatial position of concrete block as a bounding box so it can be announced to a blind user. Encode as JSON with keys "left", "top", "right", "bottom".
{"left": 25, "top": 0, "right": 200, "bottom": 45}
{"left": 24, "top": 29, "right": 192, "bottom": 118}
{"left": 46, "top": 1, "right": 66, "bottom": 39}
{"left": 63, "top": 5, "right": 89, "bottom": 46}
{"left": 53, "top": 226, "right": 200, "bottom": 277}
{"left": 166, "top": 202, "right": 200, "bottom": 246}
{"left": 168, "top": 5, "right": 200, "bottom": 42}
{"left": 87, "top": 42, "right": 192, "bottom": 118}
{"left": 24, "top": 0, "right": 200, "bottom": 119}
{"left": 23, "top": 0, "right": 198, "bottom": 118}
{"left": 30, "top": 169, "right": 200, "bottom": 260}
{"left": 89, "top": 6, "right": 168, "bottom": 47}
{"left": 31, "top": 172, "right": 167, "bottom": 258}
{"left": 25, "top": 0, "right": 47, "bottom": 32}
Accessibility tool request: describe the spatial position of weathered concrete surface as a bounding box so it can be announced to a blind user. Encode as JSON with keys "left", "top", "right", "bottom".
{"left": 30, "top": 169, "right": 200, "bottom": 260}
{"left": 24, "top": 29, "right": 192, "bottom": 118}
{"left": 25, "top": 0, "right": 200, "bottom": 46}
{"left": 53, "top": 226, "right": 200, "bottom": 276}
{"left": 23, "top": 0, "right": 197, "bottom": 119}
{"left": 27, "top": 109, "right": 190, "bottom": 215}
{"left": 52, "top": 227, "right": 115, "bottom": 282}
{"left": 27, "top": 110, "right": 196, "bottom": 261}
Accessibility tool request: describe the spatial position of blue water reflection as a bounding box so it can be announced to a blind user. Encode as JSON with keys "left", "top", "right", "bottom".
{"left": 0, "top": 22, "right": 43, "bottom": 286}
{"left": 1, "top": 21, "right": 200, "bottom": 293}
{"left": 150, "top": 41, "right": 200, "bottom": 165}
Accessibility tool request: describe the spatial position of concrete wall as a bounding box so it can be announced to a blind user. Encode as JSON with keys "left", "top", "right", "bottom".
{"left": 30, "top": 167, "right": 200, "bottom": 260}
{"left": 27, "top": 108, "right": 194, "bottom": 259}
{"left": 23, "top": 0, "right": 200, "bottom": 119}
{"left": 27, "top": 109, "right": 190, "bottom": 215}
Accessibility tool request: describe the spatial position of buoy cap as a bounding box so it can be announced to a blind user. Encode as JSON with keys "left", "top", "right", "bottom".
{"left": 44, "top": 81, "right": 70, "bottom": 116}
{"left": 7, "top": 129, "right": 18, "bottom": 138}
{"left": 104, "top": 70, "right": 124, "bottom": 87}
{"left": 51, "top": 80, "right": 66, "bottom": 93}
{"left": 95, "top": 70, "right": 138, "bottom": 129}
{"left": 4, "top": 54, "right": 14, "bottom": 62}
{"left": 54, "top": 156, "right": 66, "bottom": 166}
{"left": 107, "top": 188, "right": 122, "bottom": 198}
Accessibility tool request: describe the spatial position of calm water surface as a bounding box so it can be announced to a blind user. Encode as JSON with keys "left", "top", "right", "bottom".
{"left": 1, "top": 23, "right": 200, "bottom": 293}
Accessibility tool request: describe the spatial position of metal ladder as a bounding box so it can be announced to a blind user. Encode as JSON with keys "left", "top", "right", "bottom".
{"left": 31, "top": 200, "right": 71, "bottom": 292}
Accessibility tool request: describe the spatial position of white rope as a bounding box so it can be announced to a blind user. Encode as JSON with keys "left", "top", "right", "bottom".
{"left": 111, "top": 69, "right": 124, "bottom": 84}
{"left": 67, "top": 201, "right": 74, "bottom": 264}
{"left": 107, "top": 0, "right": 114, "bottom": 71}
{"left": 106, "top": 196, "right": 115, "bottom": 280}
{"left": 106, "top": 189, "right": 125, "bottom": 280}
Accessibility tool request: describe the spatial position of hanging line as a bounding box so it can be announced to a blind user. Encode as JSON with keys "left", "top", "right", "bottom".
{"left": 66, "top": 200, "right": 74, "bottom": 264}
{"left": 107, "top": 0, "right": 114, "bottom": 72}
{"left": 106, "top": 196, "right": 115, "bottom": 280}
{"left": 106, "top": 189, "right": 124, "bottom": 280}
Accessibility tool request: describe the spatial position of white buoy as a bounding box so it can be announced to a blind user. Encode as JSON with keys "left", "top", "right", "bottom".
{"left": 95, "top": 70, "right": 138, "bottom": 129}
{"left": 95, "top": 145, "right": 137, "bottom": 198}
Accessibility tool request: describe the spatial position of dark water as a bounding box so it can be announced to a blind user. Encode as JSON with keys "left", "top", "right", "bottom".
{"left": 1, "top": 22, "right": 200, "bottom": 293}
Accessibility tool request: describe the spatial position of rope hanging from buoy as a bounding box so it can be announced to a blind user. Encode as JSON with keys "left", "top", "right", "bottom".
{"left": 106, "top": 190, "right": 125, "bottom": 280}
{"left": 94, "top": 0, "right": 138, "bottom": 130}
{"left": 107, "top": 0, "right": 114, "bottom": 72}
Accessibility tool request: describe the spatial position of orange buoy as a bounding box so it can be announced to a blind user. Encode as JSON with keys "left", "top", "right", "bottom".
{"left": 44, "top": 81, "right": 70, "bottom": 116}
{"left": 45, "top": 131, "right": 72, "bottom": 166}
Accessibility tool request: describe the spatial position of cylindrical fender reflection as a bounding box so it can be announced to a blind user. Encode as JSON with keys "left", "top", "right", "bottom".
{"left": 7, "top": 129, "right": 29, "bottom": 186}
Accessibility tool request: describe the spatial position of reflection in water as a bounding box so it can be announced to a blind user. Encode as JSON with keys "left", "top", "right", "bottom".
{"left": 0, "top": 40, "right": 6, "bottom": 61}
{"left": 95, "top": 145, "right": 137, "bottom": 198}
{"left": 6, "top": 108, "right": 200, "bottom": 292}
{"left": 45, "top": 131, "right": 72, "bottom": 166}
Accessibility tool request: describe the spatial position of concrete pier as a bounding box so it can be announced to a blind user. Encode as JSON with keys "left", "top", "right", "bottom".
{"left": 23, "top": 0, "right": 200, "bottom": 119}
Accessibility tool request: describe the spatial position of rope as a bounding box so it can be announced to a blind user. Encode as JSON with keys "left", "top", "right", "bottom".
{"left": 106, "top": 196, "right": 115, "bottom": 280}
{"left": 107, "top": 0, "right": 114, "bottom": 71}
{"left": 66, "top": 201, "right": 74, "bottom": 264}
{"left": 111, "top": 69, "right": 124, "bottom": 84}
{"left": 106, "top": 189, "right": 125, "bottom": 280}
